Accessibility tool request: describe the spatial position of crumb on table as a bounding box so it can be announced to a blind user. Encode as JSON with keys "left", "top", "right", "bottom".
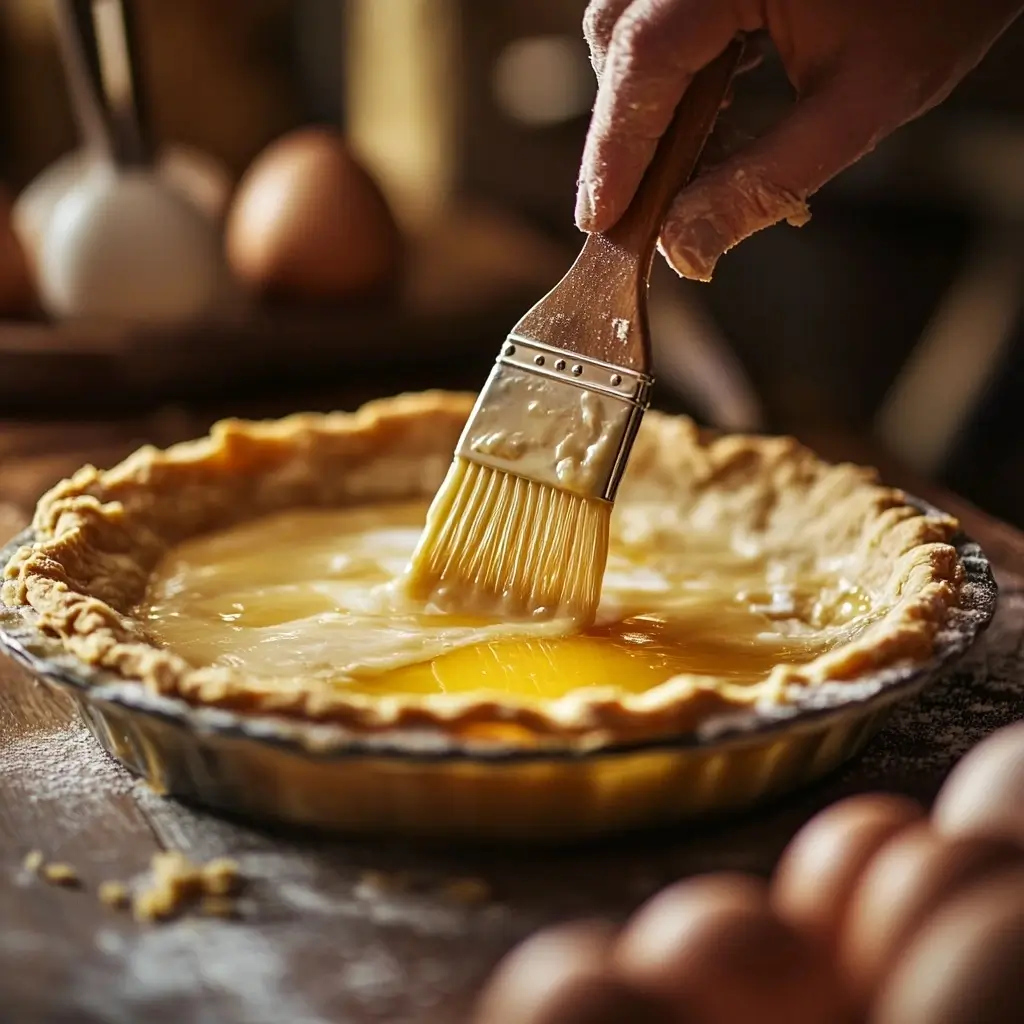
{"left": 133, "top": 851, "right": 244, "bottom": 923}
{"left": 41, "top": 863, "right": 80, "bottom": 887}
{"left": 22, "top": 850, "right": 44, "bottom": 874}
{"left": 21, "top": 847, "right": 246, "bottom": 922}
{"left": 201, "top": 857, "right": 243, "bottom": 897}
{"left": 22, "top": 850, "right": 81, "bottom": 887}
{"left": 98, "top": 881, "right": 131, "bottom": 909}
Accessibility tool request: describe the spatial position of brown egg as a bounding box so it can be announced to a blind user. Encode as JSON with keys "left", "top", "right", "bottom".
{"left": 933, "top": 722, "right": 1024, "bottom": 848}
{"left": 225, "top": 127, "right": 401, "bottom": 301}
{"left": 871, "top": 868, "right": 1024, "bottom": 1024}
{"left": 838, "top": 823, "right": 1021, "bottom": 1006}
{"left": 615, "top": 873, "right": 848, "bottom": 1024}
{"left": 771, "top": 793, "right": 924, "bottom": 948}
{"left": 0, "top": 185, "right": 34, "bottom": 315}
{"left": 472, "top": 920, "right": 673, "bottom": 1024}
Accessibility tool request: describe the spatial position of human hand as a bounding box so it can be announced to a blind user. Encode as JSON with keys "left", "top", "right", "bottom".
{"left": 577, "top": 0, "right": 1024, "bottom": 279}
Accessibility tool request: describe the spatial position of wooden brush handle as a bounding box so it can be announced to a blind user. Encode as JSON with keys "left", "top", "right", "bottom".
{"left": 514, "top": 38, "right": 743, "bottom": 370}
{"left": 603, "top": 38, "right": 744, "bottom": 263}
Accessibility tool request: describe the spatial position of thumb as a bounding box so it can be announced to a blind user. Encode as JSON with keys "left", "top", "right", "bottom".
{"left": 659, "top": 77, "right": 895, "bottom": 280}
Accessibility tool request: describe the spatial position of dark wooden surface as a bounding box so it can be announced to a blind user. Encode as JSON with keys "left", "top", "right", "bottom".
{"left": 2, "top": 405, "right": 1024, "bottom": 1024}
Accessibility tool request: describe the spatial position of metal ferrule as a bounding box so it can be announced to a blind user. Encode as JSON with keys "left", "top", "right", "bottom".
{"left": 455, "top": 334, "right": 654, "bottom": 502}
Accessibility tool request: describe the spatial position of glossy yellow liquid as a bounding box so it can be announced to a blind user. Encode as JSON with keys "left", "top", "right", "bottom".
{"left": 140, "top": 503, "right": 873, "bottom": 700}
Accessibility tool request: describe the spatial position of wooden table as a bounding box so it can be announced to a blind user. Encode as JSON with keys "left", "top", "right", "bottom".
{"left": 2, "top": 402, "right": 1023, "bottom": 1024}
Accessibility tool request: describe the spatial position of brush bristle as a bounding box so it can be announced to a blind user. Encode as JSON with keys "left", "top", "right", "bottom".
{"left": 403, "top": 458, "right": 610, "bottom": 622}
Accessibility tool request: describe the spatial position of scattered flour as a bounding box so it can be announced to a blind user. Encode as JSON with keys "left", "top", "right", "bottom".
{"left": 0, "top": 723, "right": 135, "bottom": 806}
{"left": 79, "top": 925, "right": 331, "bottom": 1024}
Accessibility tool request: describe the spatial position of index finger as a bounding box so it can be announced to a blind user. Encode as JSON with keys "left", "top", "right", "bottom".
{"left": 583, "top": 0, "right": 634, "bottom": 77}
{"left": 576, "top": 0, "right": 745, "bottom": 232}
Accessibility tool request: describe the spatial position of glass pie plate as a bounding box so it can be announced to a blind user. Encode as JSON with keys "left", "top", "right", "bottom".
{"left": 0, "top": 503, "right": 996, "bottom": 843}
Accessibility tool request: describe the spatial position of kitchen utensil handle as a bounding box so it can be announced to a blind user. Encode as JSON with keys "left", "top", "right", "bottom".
{"left": 53, "top": 0, "right": 151, "bottom": 167}
{"left": 604, "top": 38, "right": 744, "bottom": 268}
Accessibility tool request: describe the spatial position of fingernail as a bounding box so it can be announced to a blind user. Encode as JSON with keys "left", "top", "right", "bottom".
{"left": 575, "top": 175, "right": 596, "bottom": 231}
{"left": 661, "top": 216, "right": 724, "bottom": 282}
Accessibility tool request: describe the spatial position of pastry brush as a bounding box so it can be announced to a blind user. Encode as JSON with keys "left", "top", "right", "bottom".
{"left": 404, "top": 40, "right": 744, "bottom": 623}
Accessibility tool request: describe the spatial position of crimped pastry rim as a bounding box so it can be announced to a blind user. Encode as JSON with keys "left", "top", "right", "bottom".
{"left": 0, "top": 391, "right": 981, "bottom": 747}
{"left": 0, "top": 528, "right": 995, "bottom": 764}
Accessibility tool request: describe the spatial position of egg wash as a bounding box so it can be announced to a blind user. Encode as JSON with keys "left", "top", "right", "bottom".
{"left": 138, "top": 500, "right": 879, "bottom": 702}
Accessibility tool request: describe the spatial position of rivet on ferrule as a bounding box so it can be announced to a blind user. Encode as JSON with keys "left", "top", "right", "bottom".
{"left": 454, "top": 333, "right": 655, "bottom": 502}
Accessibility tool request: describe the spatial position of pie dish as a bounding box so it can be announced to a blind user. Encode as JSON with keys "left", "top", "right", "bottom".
{"left": 0, "top": 392, "right": 997, "bottom": 840}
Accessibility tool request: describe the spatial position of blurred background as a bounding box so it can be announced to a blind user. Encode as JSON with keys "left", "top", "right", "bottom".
{"left": 0, "top": 0, "right": 1022, "bottom": 525}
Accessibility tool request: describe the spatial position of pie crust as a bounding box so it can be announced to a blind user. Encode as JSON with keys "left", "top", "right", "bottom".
{"left": 0, "top": 391, "right": 963, "bottom": 749}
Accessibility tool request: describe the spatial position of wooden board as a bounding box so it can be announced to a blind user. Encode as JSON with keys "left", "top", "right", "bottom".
{"left": 2, "top": 413, "right": 1024, "bottom": 1023}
